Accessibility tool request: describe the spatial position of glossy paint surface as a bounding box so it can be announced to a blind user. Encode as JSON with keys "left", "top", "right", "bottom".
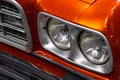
{"left": 34, "top": 0, "right": 120, "bottom": 79}
{"left": 80, "top": 0, "right": 96, "bottom": 4}
{"left": 1, "top": 0, "right": 120, "bottom": 80}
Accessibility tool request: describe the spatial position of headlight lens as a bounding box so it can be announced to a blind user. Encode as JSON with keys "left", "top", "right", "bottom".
{"left": 47, "top": 19, "right": 70, "bottom": 50}
{"left": 79, "top": 31, "right": 109, "bottom": 64}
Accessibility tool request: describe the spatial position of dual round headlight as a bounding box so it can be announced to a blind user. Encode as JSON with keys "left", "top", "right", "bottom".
{"left": 47, "top": 18, "right": 109, "bottom": 64}
{"left": 39, "top": 13, "right": 113, "bottom": 74}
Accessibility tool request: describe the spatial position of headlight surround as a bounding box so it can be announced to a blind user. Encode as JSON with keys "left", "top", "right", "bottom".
{"left": 79, "top": 31, "right": 109, "bottom": 64}
{"left": 38, "top": 12, "right": 113, "bottom": 74}
{"left": 47, "top": 19, "right": 70, "bottom": 50}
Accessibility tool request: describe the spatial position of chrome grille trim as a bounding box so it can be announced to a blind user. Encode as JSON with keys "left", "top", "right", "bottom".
{"left": 0, "top": 0, "right": 32, "bottom": 52}
{"left": 0, "top": 10, "right": 21, "bottom": 19}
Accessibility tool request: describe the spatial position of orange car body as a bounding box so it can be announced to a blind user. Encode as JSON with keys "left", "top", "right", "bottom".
{"left": 1, "top": 0, "right": 120, "bottom": 80}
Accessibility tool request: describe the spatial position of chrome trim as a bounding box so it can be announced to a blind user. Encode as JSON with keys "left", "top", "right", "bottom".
{"left": 31, "top": 52, "right": 95, "bottom": 80}
{"left": 37, "top": 12, "right": 113, "bottom": 74}
{"left": 0, "top": 8, "right": 20, "bottom": 17}
{"left": 0, "top": 0, "right": 32, "bottom": 52}
{"left": 1, "top": 23, "right": 25, "bottom": 33}
{"left": 0, "top": 10, "right": 21, "bottom": 19}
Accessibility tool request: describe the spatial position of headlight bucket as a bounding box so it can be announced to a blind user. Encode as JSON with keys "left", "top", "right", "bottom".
{"left": 38, "top": 12, "right": 113, "bottom": 74}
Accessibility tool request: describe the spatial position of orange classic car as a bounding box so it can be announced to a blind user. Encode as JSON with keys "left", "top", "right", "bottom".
{"left": 0, "top": 0, "right": 120, "bottom": 80}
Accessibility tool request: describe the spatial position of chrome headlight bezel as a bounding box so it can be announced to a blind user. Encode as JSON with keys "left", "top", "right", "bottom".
{"left": 38, "top": 12, "right": 113, "bottom": 74}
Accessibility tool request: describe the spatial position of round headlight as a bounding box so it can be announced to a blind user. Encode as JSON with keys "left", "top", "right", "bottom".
{"left": 79, "top": 31, "right": 109, "bottom": 64}
{"left": 47, "top": 18, "right": 70, "bottom": 50}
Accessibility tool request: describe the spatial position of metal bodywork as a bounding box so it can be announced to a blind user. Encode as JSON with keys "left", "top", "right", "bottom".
{"left": 1, "top": 0, "right": 120, "bottom": 80}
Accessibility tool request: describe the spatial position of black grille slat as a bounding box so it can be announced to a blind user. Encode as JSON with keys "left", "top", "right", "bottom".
{"left": 0, "top": 52, "right": 59, "bottom": 80}
{"left": 0, "top": 26, "right": 2, "bottom": 32}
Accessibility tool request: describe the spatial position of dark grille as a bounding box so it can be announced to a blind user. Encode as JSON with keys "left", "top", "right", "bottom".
{"left": 2, "top": 13, "right": 22, "bottom": 27}
{"left": 0, "top": 0, "right": 32, "bottom": 51}
{"left": 0, "top": 1, "right": 19, "bottom": 13}
{"left": 0, "top": 52, "right": 59, "bottom": 80}
{"left": 3, "top": 27, "right": 27, "bottom": 42}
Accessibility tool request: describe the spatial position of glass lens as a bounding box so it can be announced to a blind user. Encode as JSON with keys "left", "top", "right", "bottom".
{"left": 80, "top": 31, "right": 109, "bottom": 64}
{"left": 47, "top": 18, "right": 70, "bottom": 50}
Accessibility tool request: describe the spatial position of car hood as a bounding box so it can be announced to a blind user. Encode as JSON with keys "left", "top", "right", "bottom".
{"left": 77, "top": 0, "right": 117, "bottom": 31}
{"left": 37, "top": 0, "right": 93, "bottom": 23}
{"left": 17, "top": 0, "right": 118, "bottom": 32}
{"left": 38, "top": 0, "right": 117, "bottom": 31}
